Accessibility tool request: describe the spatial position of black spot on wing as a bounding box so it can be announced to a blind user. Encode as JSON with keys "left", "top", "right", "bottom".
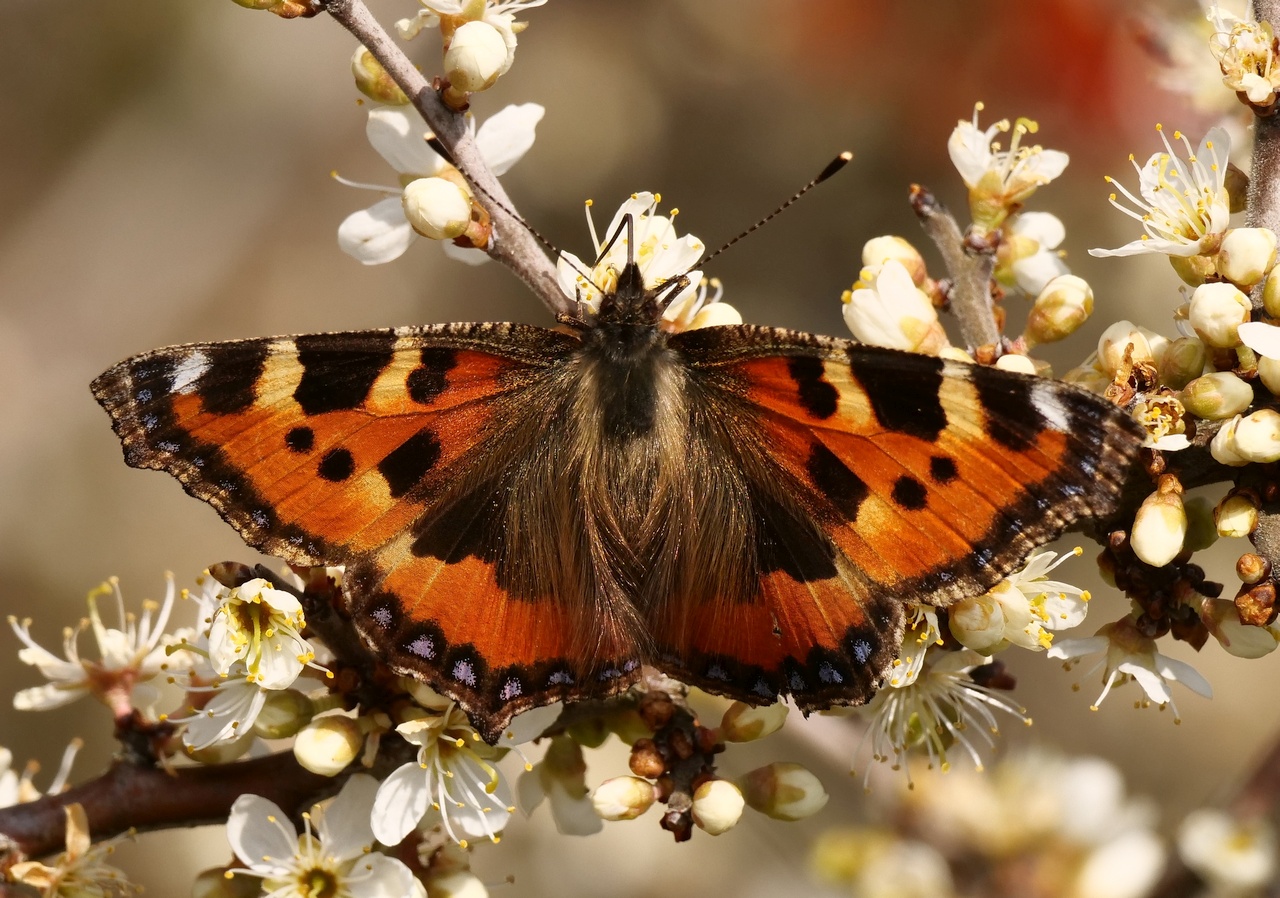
{"left": 409, "top": 492, "right": 500, "bottom": 564}
{"left": 847, "top": 348, "right": 946, "bottom": 441}
{"left": 293, "top": 333, "right": 397, "bottom": 416}
{"left": 805, "top": 442, "right": 868, "bottom": 519}
{"left": 891, "top": 475, "right": 928, "bottom": 510}
{"left": 408, "top": 347, "right": 459, "bottom": 405}
{"left": 197, "top": 341, "right": 269, "bottom": 415}
{"left": 285, "top": 426, "right": 314, "bottom": 453}
{"left": 786, "top": 356, "right": 838, "bottom": 420}
{"left": 378, "top": 428, "right": 442, "bottom": 498}
{"left": 974, "top": 370, "right": 1044, "bottom": 451}
{"left": 317, "top": 447, "right": 355, "bottom": 482}
{"left": 929, "top": 455, "right": 958, "bottom": 483}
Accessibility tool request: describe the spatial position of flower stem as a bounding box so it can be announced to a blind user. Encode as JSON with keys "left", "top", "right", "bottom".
{"left": 321, "top": 0, "right": 568, "bottom": 316}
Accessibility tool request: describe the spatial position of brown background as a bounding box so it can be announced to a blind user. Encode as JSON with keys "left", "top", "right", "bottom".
{"left": 0, "top": 0, "right": 1270, "bottom": 894}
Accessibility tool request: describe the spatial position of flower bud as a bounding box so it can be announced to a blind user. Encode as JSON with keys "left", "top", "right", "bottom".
{"left": 1131, "top": 479, "right": 1187, "bottom": 567}
{"left": 1098, "top": 320, "right": 1163, "bottom": 375}
{"left": 1226, "top": 163, "right": 1250, "bottom": 213}
{"left": 1233, "top": 409, "right": 1280, "bottom": 462}
{"left": 1169, "top": 253, "right": 1218, "bottom": 287}
{"left": 591, "top": 776, "right": 655, "bottom": 821}
{"left": 293, "top": 715, "right": 362, "bottom": 776}
{"left": 1217, "top": 227, "right": 1277, "bottom": 288}
{"left": 1211, "top": 415, "right": 1248, "bottom": 466}
{"left": 426, "top": 872, "right": 489, "bottom": 898}
{"left": 948, "top": 592, "right": 1005, "bottom": 654}
{"left": 691, "top": 779, "right": 745, "bottom": 835}
{"left": 1216, "top": 492, "right": 1260, "bottom": 538}
{"left": 402, "top": 177, "right": 471, "bottom": 240}
{"left": 351, "top": 46, "right": 409, "bottom": 105}
{"left": 1062, "top": 365, "right": 1110, "bottom": 393}
{"left": 1184, "top": 495, "right": 1219, "bottom": 552}
{"left": 994, "top": 353, "right": 1037, "bottom": 375}
{"left": 1181, "top": 372, "right": 1253, "bottom": 419}
{"left": 689, "top": 302, "right": 743, "bottom": 329}
{"left": 739, "top": 762, "right": 829, "bottom": 821}
{"left": 1259, "top": 357, "right": 1280, "bottom": 397}
{"left": 861, "top": 236, "right": 927, "bottom": 286}
{"left": 251, "top": 689, "right": 314, "bottom": 739}
{"left": 1159, "top": 337, "right": 1208, "bottom": 390}
{"left": 1188, "top": 282, "right": 1252, "bottom": 348}
{"left": 1201, "top": 598, "right": 1279, "bottom": 658}
{"left": 185, "top": 730, "right": 255, "bottom": 765}
{"left": 192, "top": 868, "right": 260, "bottom": 898}
{"left": 720, "top": 701, "right": 788, "bottom": 742}
{"left": 444, "top": 20, "right": 508, "bottom": 93}
{"left": 1024, "top": 275, "right": 1093, "bottom": 345}
{"left": 1264, "top": 266, "right": 1280, "bottom": 319}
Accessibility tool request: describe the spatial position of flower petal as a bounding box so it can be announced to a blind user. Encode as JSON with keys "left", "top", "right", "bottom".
{"left": 372, "top": 762, "right": 430, "bottom": 847}
{"left": 339, "top": 198, "right": 416, "bottom": 265}
{"left": 226, "top": 794, "right": 296, "bottom": 872}
{"left": 317, "top": 773, "right": 378, "bottom": 861}
{"left": 474, "top": 103, "right": 545, "bottom": 176}
{"left": 366, "top": 107, "right": 445, "bottom": 176}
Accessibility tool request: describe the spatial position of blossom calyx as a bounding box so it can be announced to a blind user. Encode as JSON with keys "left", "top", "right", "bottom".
{"left": 1131, "top": 477, "right": 1187, "bottom": 567}
{"left": 739, "top": 762, "right": 829, "bottom": 821}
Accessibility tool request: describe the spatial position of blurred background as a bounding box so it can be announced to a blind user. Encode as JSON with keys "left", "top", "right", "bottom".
{"left": 0, "top": 0, "right": 1272, "bottom": 894}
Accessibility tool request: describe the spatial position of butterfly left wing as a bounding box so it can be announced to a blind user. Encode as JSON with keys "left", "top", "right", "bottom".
{"left": 648, "top": 325, "right": 1144, "bottom": 711}
{"left": 91, "top": 325, "right": 646, "bottom": 740}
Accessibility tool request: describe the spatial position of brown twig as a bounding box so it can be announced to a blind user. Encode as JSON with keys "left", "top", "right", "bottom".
{"left": 321, "top": 0, "right": 567, "bottom": 317}
{"left": 909, "top": 185, "right": 1001, "bottom": 350}
{"left": 0, "top": 754, "right": 332, "bottom": 861}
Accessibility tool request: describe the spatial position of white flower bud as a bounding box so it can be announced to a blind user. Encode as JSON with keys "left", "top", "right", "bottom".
{"left": 293, "top": 715, "right": 362, "bottom": 776}
{"left": 427, "top": 872, "right": 488, "bottom": 898}
{"left": 590, "top": 776, "right": 655, "bottom": 821}
{"left": 1215, "top": 492, "right": 1260, "bottom": 538}
{"left": 444, "top": 20, "right": 508, "bottom": 92}
{"left": 1201, "top": 599, "right": 1279, "bottom": 658}
{"left": 720, "top": 701, "right": 788, "bottom": 742}
{"left": 1098, "top": 320, "right": 1156, "bottom": 375}
{"left": 948, "top": 591, "right": 1005, "bottom": 654}
{"left": 1217, "top": 227, "right": 1277, "bottom": 288}
{"left": 1159, "top": 337, "right": 1207, "bottom": 390}
{"left": 689, "top": 302, "right": 743, "bottom": 329}
{"left": 1233, "top": 409, "right": 1280, "bottom": 462}
{"left": 1260, "top": 357, "right": 1280, "bottom": 396}
{"left": 1264, "top": 265, "right": 1280, "bottom": 318}
{"left": 691, "top": 779, "right": 745, "bottom": 836}
{"left": 740, "top": 762, "right": 829, "bottom": 821}
{"left": 1180, "top": 371, "right": 1254, "bottom": 419}
{"left": 402, "top": 177, "right": 471, "bottom": 240}
{"left": 1131, "top": 481, "right": 1187, "bottom": 567}
{"left": 186, "top": 730, "right": 255, "bottom": 765}
{"left": 995, "top": 353, "right": 1038, "bottom": 375}
{"left": 1211, "top": 415, "right": 1248, "bottom": 465}
{"left": 861, "top": 236, "right": 927, "bottom": 286}
{"left": 1062, "top": 365, "right": 1111, "bottom": 393}
{"left": 251, "top": 689, "right": 314, "bottom": 739}
{"left": 842, "top": 260, "right": 947, "bottom": 354}
{"left": 351, "top": 46, "right": 409, "bottom": 105}
{"left": 1024, "top": 274, "right": 1093, "bottom": 345}
{"left": 1188, "top": 282, "right": 1252, "bottom": 347}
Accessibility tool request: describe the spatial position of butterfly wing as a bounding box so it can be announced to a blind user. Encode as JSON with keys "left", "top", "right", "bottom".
{"left": 91, "top": 324, "right": 643, "bottom": 740}
{"left": 650, "top": 324, "right": 1144, "bottom": 711}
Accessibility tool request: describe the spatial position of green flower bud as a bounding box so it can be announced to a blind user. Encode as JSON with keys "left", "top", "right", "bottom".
{"left": 1181, "top": 371, "right": 1254, "bottom": 419}
{"left": 1159, "top": 336, "right": 1208, "bottom": 390}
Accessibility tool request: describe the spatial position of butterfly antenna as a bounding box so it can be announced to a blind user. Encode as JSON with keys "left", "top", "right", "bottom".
{"left": 695, "top": 151, "right": 853, "bottom": 270}
{"left": 425, "top": 133, "right": 563, "bottom": 262}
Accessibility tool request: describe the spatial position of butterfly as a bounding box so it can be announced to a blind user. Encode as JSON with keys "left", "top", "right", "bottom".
{"left": 91, "top": 249, "right": 1144, "bottom": 742}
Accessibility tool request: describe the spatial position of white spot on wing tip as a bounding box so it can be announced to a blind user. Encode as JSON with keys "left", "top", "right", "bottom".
{"left": 1031, "top": 380, "right": 1073, "bottom": 432}
{"left": 171, "top": 350, "right": 210, "bottom": 394}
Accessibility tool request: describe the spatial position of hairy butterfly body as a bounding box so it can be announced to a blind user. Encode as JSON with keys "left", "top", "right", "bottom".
{"left": 92, "top": 259, "right": 1143, "bottom": 741}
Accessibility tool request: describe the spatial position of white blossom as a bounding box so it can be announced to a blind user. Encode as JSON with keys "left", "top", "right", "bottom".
{"left": 1090, "top": 126, "right": 1231, "bottom": 258}
{"left": 337, "top": 103, "right": 544, "bottom": 265}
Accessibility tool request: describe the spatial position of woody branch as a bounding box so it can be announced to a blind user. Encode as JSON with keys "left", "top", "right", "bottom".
{"left": 321, "top": 0, "right": 567, "bottom": 317}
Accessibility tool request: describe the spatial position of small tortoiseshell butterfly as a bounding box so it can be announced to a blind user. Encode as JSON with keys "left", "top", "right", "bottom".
{"left": 91, "top": 249, "right": 1144, "bottom": 741}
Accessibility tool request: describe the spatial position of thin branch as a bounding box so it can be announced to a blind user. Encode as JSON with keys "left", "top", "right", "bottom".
{"left": 1248, "top": 0, "right": 1280, "bottom": 311}
{"left": 0, "top": 754, "right": 332, "bottom": 861}
{"left": 909, "top": 185, "right": 1001, "bottom": 350}
{"left": 321, "top": 0, "right": 568, "bottom": 317}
